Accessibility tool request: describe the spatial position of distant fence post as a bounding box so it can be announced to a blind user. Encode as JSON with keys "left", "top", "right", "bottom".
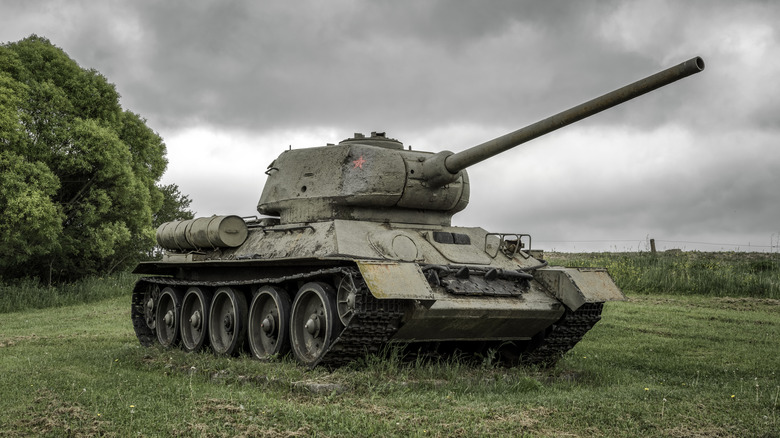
{"left": 650, "top": 238, "right": 657, "bottom": 254}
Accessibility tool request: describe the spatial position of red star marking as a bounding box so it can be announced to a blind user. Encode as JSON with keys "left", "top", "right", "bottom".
{"left": 352, "top": 155, "right": 366, "bottom": 169}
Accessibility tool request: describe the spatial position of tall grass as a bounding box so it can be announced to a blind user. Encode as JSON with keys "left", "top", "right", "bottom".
{"left": 547, "top": 251, "right": 780, "bottom": 299}
{"left": 0, "top": 271, "right": 137, "bottom": 314}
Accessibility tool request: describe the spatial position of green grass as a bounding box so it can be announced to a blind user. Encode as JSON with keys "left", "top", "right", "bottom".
{"left": 1, "top": 252, "right": 779, "bottom": 436}
{"left": 1, "top": 289, "right": 778, "bottom": 435}
{"left": 546, "top": 251, "right": 780, "bottom": 299}
{"left": 0, "top": 271, "right": 137, "bottom": 314}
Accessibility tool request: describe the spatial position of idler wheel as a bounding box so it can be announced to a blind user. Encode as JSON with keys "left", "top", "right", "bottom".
{"left": 155, "top": 287, "right": 184, "bottom": 348}
{"left": 290, "top": 282, "right": 342, "bottom": 367}
{"left": 208, "top": 287, "right": 248, "bottom": 356}
{"left": 143, "top": 286, "right": 160, "bottom": 330}
{"left": 180, "top": 287, "right": 212, "bottom": 353}
{"left": 248, "top": 286, "right": 291, "bottom": 360}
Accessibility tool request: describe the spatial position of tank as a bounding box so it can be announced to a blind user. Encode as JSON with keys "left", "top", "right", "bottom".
{"left": 132, "top": 56, "right": 705, "bottom": 367}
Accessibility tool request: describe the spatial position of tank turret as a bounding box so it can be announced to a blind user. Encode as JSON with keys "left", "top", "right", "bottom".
{"left": 257, "top": 131, "right": 470, "bottom": 225}
{"left": 258, "top": 57, "right": 704, "bottom": 225}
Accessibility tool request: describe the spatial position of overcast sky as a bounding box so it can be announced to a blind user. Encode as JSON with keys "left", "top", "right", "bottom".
{"left": 3, "top": 0, "right": 779, "bottom": 252}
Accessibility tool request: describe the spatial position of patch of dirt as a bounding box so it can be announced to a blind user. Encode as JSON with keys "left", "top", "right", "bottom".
{"left": 180, "top": 398, "right": 311, "bottom": 438}
{"left": 664, "top": 424, "right": 739, "bottom": 438}
{"left": 0, "top": 333, "right": 101, "bottom": 347}
{"left": 626, "top": 296, "right": 683, "bottom": 305}
{"left": 474, "top": 406, "right": 554, "bottom": 429}
{"left": 292, "top": 381, "right": 349, "bottom": 394}
{"left": 4, "top": 388, "right": 113, "bottom": 437}
{"left": 714, "top": 297, "right": 780, "bottom": 312}
{"left": 0, "top": 334, "right": 39, "bottom": 347}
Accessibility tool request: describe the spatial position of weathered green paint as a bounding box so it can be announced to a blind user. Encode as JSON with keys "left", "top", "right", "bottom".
{"left": 357, "top": 261, "right": 434, "bottom": 300}
{"left": 536, "top": 267, "right": 626, "bottom": 311}
{"left": 256, "top": 137, "right": 469, "bottom": 226}
{"left": 156, "top": 215, "right": 248, "bottom": 250}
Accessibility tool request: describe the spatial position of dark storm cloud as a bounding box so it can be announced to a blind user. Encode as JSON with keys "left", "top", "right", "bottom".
{"left": 3, "top": 0, "right": 773, "bottom": 131}
{"left": 6, "top": 0, "right": 705, "bottom": 132}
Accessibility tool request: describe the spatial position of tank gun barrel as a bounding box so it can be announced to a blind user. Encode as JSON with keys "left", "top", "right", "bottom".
{"left": 423, "top": 56, "right": 705, "bottom": 187}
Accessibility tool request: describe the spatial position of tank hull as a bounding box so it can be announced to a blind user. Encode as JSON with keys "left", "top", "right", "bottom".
{"left": 133, "top": 219, "right": 624, "bottom": 367}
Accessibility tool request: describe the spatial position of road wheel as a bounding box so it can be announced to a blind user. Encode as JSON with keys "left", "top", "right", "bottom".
{"left": 289, "top": 282, "right": 342, "bottom": 367}
{"left": 248, "top": 286, "right": 291, "bottom": 360}
{"left": 209, "top": 287, "right": 248, "bottom": 356}
{"left": 180, "top": 287, "right": 211, "bottom": 352}
{"left": 155, "top": 287, "right": 184, "bottom": 348}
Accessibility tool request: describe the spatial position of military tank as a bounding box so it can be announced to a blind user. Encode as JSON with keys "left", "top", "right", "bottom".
{"left": 132, "top": 56, "right": 705, "bottom": 368}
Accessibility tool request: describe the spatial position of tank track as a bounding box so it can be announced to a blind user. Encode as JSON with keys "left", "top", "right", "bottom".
{"left": 519, "top": 302, "right": 604, "bottom": 366}
{"left": 130, "top": 267, "right": 404, "bottom": 367}
{"left": 131, "top": 269, "right": 602, "bottom": 368}
{"left": 131, "top": 280, "right": 157, "bottom": 347}
{"left": 320, "top": 268, "right": 405, "bottom": 367}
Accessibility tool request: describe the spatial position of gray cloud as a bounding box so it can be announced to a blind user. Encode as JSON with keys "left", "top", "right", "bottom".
{"left": 19, "top": 1, "right": 703, "bottom": 130}
{"left": 2, "top": 0, "right": 778, "bottom": 251}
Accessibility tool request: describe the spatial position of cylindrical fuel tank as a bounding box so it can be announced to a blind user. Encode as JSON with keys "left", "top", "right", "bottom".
{"left": 156, "top": 215, "right": 248, "bottom": 250}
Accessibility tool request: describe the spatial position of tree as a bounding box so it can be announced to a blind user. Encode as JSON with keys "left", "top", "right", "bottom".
{"left": 145, "top": 183, "right": 195, "bottom": 260}
{"left": 0, "top": 35, "right": 188, "bottom": 282}
{"left": 0, "top": 151, "right": 63, "bottom": 277}
{"left": 154, "top": 183, "right": 195, "bottom": 228}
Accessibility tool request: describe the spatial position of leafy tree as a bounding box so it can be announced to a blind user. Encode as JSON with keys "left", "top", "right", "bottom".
{"left": 0, "top": 49, "right": 28, "bottom": 150}
{"left": 0, "top": 151, "right": 63, "bottom": 277}
{"left": 154, "top": 183, "right": 195, "bottom": 228}
{"left": 145, "top": 183, "right": 195, "bottom": 260}
{"left": 0, "top": 35, "right": 189, "bottom": 282}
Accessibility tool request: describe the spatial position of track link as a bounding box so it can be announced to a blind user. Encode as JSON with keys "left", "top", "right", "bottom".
{"left": 131, "top": 280, "right": 161, "bottom": 347}
{"left": 520, "top": 302, "right": 604, "bottom": 366}
{"left": 319, "top": 268, "right": 405, "bottom": 367}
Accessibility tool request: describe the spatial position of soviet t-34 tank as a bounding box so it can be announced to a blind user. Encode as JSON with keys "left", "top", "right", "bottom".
{"left": 132, "top": 56, "right": 704, "bottom": 367}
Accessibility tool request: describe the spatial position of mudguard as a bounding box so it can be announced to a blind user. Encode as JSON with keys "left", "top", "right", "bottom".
{"left": 535, "top": 267, "right": 626, "bottom": 311}
{"left": 356, "top": 261, "right": 435, "bottom": 300}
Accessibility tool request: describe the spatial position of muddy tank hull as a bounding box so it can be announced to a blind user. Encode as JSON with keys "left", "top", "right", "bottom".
{"left": 132, "top": 219, "right": 624, "bottom": 367}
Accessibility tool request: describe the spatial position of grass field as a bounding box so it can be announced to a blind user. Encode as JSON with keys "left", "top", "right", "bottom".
{"left": 0, "top": 252, "right": 778, "bottom": 437}
{"left": 546, "top": 251, "right": 780, "bottom": 299}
